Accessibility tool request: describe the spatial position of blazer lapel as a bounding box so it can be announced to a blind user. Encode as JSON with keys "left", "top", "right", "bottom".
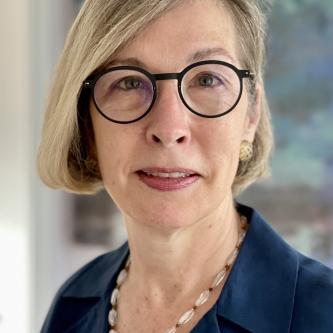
{"left": 216, "top": 204, "right": 299, "bottom": 333}
{"left": 63, "top": 296, "right": 109, "bottom": 333}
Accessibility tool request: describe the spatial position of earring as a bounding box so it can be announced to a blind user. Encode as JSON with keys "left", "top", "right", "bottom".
{"left": 239, "top": 140, "right": 253, "bottom": 162}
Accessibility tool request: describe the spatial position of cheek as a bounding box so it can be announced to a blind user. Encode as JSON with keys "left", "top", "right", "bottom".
{"left": 95, "top": 134, "right": 126, "bottom": 181}
{"left": 90, "top": 114, "right": 123, "bottom": 179}
{"left": 198, "top": 117, "right": 244, "bottom": 184}
{"left": 92, "top": 119, "right": 143, "bottom": 193}
{"left": 200, "top": 119, "right": 242, "bottom": 159}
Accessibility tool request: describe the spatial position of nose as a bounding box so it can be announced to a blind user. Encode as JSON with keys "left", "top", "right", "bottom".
{"left": 145, "top": 82, "right": 191, "bottom": 147}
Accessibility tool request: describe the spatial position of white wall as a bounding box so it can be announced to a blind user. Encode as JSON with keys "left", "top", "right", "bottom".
{"left": 0, "top": 0, "right": 32, "bottom": 331}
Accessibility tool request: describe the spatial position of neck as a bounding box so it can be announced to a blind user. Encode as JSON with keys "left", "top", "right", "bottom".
{"left": 122, "top": 197, "right": 240, "bottom": 307}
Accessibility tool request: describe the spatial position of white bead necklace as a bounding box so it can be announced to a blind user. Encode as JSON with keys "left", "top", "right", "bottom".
{"left": 108, "top": 215, "right": 248, "bottom": 333}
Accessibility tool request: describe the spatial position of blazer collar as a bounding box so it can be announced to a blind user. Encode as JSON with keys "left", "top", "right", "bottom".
{"left": 216, "top": 203, "right": 299, "bottom": 333}
{"left": 60, "top": 204, "right": 299, "bottom": 333}
{"left": 60, "top": 243, "right": 129, "bottom": 332}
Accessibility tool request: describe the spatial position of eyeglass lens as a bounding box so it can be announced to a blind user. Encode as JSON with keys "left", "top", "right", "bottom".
{"left": 93, "top": 64, "right": 241, "bottom": 122}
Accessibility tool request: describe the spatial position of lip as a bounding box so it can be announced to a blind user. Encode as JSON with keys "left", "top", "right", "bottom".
{"left": 136, "top": 167, "right": 201, "bottom": 192}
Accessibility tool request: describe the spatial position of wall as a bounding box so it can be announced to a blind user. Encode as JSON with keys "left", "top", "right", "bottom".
{"left": 0, "top": 0, "right": 31, "bottom": 331}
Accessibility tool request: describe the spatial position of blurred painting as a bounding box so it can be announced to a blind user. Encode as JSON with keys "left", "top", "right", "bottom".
{"left": 241, "top": 0, "right": 333, "bottom": 267}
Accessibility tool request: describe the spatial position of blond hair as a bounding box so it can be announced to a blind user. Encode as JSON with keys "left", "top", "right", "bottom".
{"left": 38, "top": 0, "right": 273, "bottom": 196}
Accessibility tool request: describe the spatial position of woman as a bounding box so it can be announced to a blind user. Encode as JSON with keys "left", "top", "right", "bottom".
{"left": 38, "top": 0, "right": 333, "bottom": 332}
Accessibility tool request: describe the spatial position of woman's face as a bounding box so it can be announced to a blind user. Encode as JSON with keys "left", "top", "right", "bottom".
{"left": 90, "top": 0, "right": 260, "bottom": 228}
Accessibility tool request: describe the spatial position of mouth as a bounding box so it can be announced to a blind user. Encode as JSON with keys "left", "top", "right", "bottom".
{"left": 136, "top": 168, "right": 201, "bottom": 191}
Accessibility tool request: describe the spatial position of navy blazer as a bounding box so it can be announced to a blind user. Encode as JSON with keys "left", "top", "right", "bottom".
{"left": 41, "top": 204, "right": 333, "bottom": 332}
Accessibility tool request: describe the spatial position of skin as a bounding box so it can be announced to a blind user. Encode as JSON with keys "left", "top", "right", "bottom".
{"left": 90, "top": 0, "right": 261, "bottom": 330}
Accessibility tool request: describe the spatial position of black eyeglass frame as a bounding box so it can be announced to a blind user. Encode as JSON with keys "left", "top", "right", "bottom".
{"left": 82, "top": 60, "right": 255, "bottom": 124}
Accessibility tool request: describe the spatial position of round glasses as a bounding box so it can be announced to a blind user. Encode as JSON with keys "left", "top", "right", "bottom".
{"left": 82, "top": 60, "right": 254, "bottom": 124}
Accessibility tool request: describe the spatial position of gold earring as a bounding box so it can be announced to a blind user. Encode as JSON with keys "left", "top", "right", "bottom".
{"left": 239, "top": 140, "right": 253, "bottom": 162}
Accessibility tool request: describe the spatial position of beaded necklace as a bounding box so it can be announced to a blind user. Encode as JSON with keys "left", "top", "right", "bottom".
{"left": 109, "top": 215, "right": 248, "bottom": 333}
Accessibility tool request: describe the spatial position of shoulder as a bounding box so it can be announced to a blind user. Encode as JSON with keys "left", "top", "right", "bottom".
{"left": 291, "top": 251, "right": 333, "bottom": 332}
{"left": 237, "top": 202, "right": 333, "bottom": 332}
{"left": 41, "top": 242, "right": 129, "bottom": 333}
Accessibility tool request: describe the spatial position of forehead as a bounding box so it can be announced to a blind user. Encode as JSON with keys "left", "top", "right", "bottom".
{"left": 113, "top": 0, "right": 239, "bottom": 71}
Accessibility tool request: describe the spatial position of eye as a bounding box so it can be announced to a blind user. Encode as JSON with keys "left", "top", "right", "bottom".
{"left": 117, "top": 77, "right": 144, "bottom": 90}
{"left": 193, "top": 73, "right": 224, "bottom": 88}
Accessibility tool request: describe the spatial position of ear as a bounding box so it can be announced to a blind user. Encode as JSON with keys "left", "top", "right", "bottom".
{"left": 242, "top": 84, "right": 262, "bottom": 142}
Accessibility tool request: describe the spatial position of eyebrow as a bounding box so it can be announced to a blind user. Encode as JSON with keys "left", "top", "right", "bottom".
{"left": 188, "top": 47, "right": 234, "bottom": 63}
{"left": 109, "top": 47, "right": 234, "bottom": 69}
{"left": 108, "top": 57, "right": 146, "bottom": 68}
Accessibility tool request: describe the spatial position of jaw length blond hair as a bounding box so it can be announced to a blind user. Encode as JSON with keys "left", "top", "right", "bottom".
{"left": 37, "top": 0, "right": 273, "bottom": 196}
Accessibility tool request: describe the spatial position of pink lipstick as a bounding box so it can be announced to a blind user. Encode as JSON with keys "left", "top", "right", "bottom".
{"left": 137, "top": 168, "right": 200, "bottom": 191}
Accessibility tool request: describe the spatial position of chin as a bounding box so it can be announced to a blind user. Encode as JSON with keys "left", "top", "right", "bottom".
{"left": 147, "top": 213, "right": 194, "bottom": 229}
{"left": 125, "top": 199, "right": 211, "bottom": 231}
